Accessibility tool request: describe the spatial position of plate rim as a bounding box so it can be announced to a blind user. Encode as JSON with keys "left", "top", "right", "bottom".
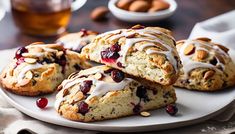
{"left": 0, "top": 87, "right": 234, "bottom": 132}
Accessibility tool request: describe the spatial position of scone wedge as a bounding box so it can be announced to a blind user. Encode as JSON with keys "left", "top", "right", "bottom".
{"left": 174, "top": 37, "right": 235, "bottom": 91}
{"left": 0, "top": 43, "right": 91, "bottom": 96}
{"left": 55, "top": 65, "right": 176, "bottom": 122}
{"left": 82, "top": 25, "right": 182, "bottom": 85}
{"left": 57, "top": 29, "right": 98, "bottom": 53}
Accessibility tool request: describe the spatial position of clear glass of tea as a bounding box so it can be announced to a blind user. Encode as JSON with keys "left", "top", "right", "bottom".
{"left": 11, "top": 0, "right": 81, "bottom": 36}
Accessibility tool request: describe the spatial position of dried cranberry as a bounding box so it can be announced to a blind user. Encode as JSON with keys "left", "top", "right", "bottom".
{"left": 136, "top": 86, "right": 149, "bottom": 102}
{"left": 80, "top": 29, "right": 88, "bottom": 37}
{"left": 166, "top": 104, "right": 178, "bottom": 116}
{"left": 16, "top": 57, "right": 25, "bottom": 65}
{"left": 133, "top": 104, "right": 141, "bottom": 113}
{"left": 101, "top": 47, "right": 120, "bottom": 63}
{"left": 78, "top": 101, "right": 89, "bottom": 115}
{"left": 15, "top": 47, "right": 28, "bottom": 59}
{"left": 80, "top": 80, "right": 93, "bottom": 94}
{"left": 36, "top": 97, "right": 48, "bottom": 109}
{"left": 110, "top": 43, "right": 121, "bottom": 52}
{"left": 111, "top": 70, "right": 125, "bottom": 82}
{"left": 117, "top": 62, "right": 124, "bottom": 68}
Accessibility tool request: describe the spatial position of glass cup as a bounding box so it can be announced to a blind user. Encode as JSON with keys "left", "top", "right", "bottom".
{"left": 10, "top": 0, "right": 81, "bottom": 36}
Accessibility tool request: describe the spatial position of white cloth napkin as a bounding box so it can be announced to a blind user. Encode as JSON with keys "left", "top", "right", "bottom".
{"left": 189, "top": 10, "right": 235, "bottom": 122}
{"left": 1, "top": 10, "right": 235, "bottom": 134}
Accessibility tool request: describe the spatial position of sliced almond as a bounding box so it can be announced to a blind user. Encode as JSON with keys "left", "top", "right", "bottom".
{"left": 47, "top": 44, "right": 64, "bottom": 50}
{"left": 131, "top": 24, "right": 145, "bottom": 29}
{"left": 22, "top": 53, "right": 39, "bottom": 58}
{"left": 216, "top": 54, "right": 225, "bottom": 64}
{"left": 94, "top": 73, "right": 103, "bottom": 80}
{"left": 214, "top": 44, "right": 229, "bottom": 53}
{"left": 56, "top": 51, "right": 64, "bottom": 57}
{"left": 18, "top": 79, "right": 31, "bottom": 86}
{"left": 197, "top": 50, "right": 208, "bottom": 60}
{"left": 57, "top": 84, "right": 63, "bottom": 91}
{"left": 9, "top": 68, "right": 14, "bottom": 76}
{"left": 184, "top": 44, "right": 195, "bottom": 55}
{"left": 63, "top": 89, "right": 69, "bottom": 97}
{"left": 176, "top": 40, "right": 185, "bottom": 45}
{"left": 204, "top": 70, "right": 215, "bottom": 80}
{"left": 140, "top": 111, "right": 151, "bottom": 117}
{"left": 25, "top": 71, "right": 33, "bottom": 79}
{"left": 196, "top": 37, "right": 211, "bottom": 42}
{"left": 30, "top": 42, "right": 45, "bottom": 45}
{"left": 34, "top": 47, "right": 44, "bottom": 53}
{"left": 24, "top": 58, "right": 37, "bottom": 64}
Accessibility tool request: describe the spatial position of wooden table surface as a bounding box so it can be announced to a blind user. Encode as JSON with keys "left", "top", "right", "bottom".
{"left": 0, "top": 0, "right": 234, "bottom": 50}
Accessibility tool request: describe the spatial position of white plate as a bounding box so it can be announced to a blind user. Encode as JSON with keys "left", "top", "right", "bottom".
{"left": 1, "top": 86, "right": 235, "bottom": 132}
{"left": 108, "top": 0, "right": 177, "bottom": 22}
{"left": 0, "top": 8, "right": 5, "bottom": 21}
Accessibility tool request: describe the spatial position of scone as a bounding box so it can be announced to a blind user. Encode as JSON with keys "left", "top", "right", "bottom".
{"left": 57, "top": 29, "right": 98, "bottom": 52}
{"left": 174, "top": 37, "right": 235, "bottom": 91}
{"left": 55, "top": 65, "right": 176, "bottom": 122}
{"left": 82, "top": 25, "right": 182, "bottom": 85}
{"left": 0, "top": 43, "right": 91, "bottom": 96}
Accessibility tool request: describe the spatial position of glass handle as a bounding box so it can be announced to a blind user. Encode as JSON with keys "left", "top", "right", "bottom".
{"left": 71, "top": 0, "right": 87, "bottom": 12}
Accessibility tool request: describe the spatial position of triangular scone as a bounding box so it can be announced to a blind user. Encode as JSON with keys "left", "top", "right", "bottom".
{"left": 174, "top": 38, "right": 235, "bottom": 91}
{"left": 55, "top": 65, "right": 176, "bottom": 122}
{"left": 0, "top": 43, "right": 91, "bottom": 96}
{"left": 57, "top": 29, "right": 98, "bottom": 53}
{"left": 82, "top": 25, "right": 182, "bottom": 85}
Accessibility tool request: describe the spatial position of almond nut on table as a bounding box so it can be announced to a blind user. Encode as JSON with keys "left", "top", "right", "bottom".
{"left": 91, "top": 6, "right": 109, "bottom": 21}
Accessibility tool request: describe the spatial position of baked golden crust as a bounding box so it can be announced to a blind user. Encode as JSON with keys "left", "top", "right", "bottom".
{"left": 57, "top": 30, "right": 98, "bottom": 52}
{"left": 81, "top": 25, "right": 182, "bottom": 85}
{"left": 174, "top": 38, "right": 235, "bottom": 91}
{"left": 55, "top": 65, "right": 176, "bottom": 122}
{"left": 0, "top": 43, "right": 91, "bottom": 96}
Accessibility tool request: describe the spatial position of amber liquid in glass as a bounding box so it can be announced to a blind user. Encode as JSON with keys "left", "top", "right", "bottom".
{"left": 11, "top": 6, "right": 71, "bottom": 36}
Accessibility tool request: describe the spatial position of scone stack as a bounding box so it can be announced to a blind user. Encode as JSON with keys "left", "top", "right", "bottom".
{"left": 55, "top": 25, "right": 182, "bottom": 122}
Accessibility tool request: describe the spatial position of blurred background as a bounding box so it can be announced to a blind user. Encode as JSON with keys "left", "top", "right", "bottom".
{"left": 0, "top": 0, "right": 234, "bottom": 50}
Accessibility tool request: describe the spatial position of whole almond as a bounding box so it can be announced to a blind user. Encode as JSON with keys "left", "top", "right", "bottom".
{"left": 214, "top": 44, "right": 229, "bottom": 53}
{"left": 196, "top": 37, "right": 211, "bottom": 42}
{"left": 129, "top": 0, "right": 150, "bottom": 12}
{"left": 197, "top": 50, "right": 208, "bottom": 60}
{"left": 184, "top": 44, "right": 195, "bottom": 55}
{"left": 149, "top": 0, "right": 170, "bottom": 12}
{"left": 116, "top": 0, "right": 134, "bottom": 10}
{"left": 91, "top": 6, "right": 109, "bottom": 21}
{"left": 204, "top": 70, "right": 215, "bottom": 80}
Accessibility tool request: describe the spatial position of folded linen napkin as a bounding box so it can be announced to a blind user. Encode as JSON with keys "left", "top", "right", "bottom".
{"left": 189, "top": 10, "right": 235, "bottom": 122}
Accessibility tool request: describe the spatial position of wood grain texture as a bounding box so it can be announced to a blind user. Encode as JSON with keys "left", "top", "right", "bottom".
{"left": 0, "top": 0, "right": 234, "bottom": 50}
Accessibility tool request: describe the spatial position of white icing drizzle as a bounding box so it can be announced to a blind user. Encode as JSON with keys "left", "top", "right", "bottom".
{"left": 57, "top": 67, "right": 134, "bottom": 107}
{"left": 17, "top": 63, "right": 43, "bottom": 82}
{"left": 179, "top": 40, "right": 228, "bottom": 77}
{"left": 57, "top": 34, "right": 96, "bottom": 51}
{"left": 85, "top": 78, "right": 132, "bottom": 101}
